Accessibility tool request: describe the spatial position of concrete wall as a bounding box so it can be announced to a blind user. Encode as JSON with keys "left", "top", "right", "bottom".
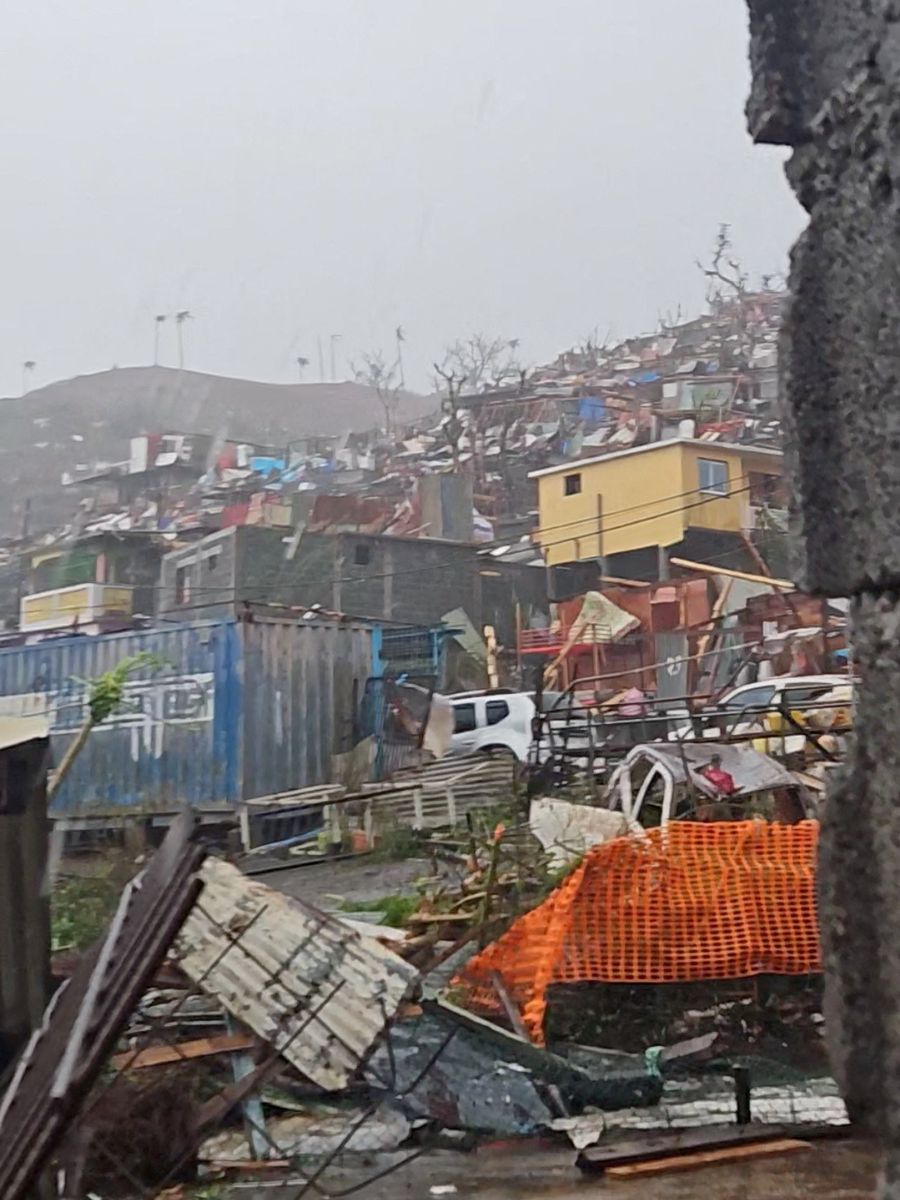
{"left": 744, "top": 5, "right": 900, "bottom": 1186}
{"left": 160, "top": 527, "right": 548, "bottom": 650}
{"left": 159, "top": 527, "right": 241, "bottom": 622}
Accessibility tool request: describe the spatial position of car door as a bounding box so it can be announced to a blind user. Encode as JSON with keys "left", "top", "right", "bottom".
{"left": 450, "top": 701, "right": 480, "bottom": 756}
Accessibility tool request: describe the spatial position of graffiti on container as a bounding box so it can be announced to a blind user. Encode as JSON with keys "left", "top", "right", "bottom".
{"left": 0, "top": 672, "right": 214, "bottom": 760}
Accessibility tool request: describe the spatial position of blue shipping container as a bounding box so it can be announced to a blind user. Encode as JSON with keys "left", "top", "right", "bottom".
{"left": 0, "top": 617, "right": 373, "bottom": 816}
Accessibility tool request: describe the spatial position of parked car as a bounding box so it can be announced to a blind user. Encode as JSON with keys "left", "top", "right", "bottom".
{"left": 448, "top": 690, "right": 535, "bottom": 762}
{"left": 705, "top": 673, "right": 852, "bottom": 753}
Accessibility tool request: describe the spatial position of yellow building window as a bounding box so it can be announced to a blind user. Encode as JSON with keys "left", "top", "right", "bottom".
{"left": 698, "top": 458, "right": 729, "bottom": 496}
{"left": 564, "top": 472, "right": 582, "bottom": 496}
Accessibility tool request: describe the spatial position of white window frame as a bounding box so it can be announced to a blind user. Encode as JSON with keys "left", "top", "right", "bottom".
{"left": 698, "top": 458, "right": 729, "bottom": 496}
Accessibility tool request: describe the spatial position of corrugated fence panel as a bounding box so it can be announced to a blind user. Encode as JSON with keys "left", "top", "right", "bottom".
{"left": 239, "top": 620, "right": 373, "bottom": 801}
{"left": 0, "top": 622, "right": 241, "bottom": 815}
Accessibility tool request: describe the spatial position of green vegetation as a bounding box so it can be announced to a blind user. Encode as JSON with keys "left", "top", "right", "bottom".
{"left": 51, "top": 874, "right": 121, "bottom": 952}
{"left": 339, "top": 894, "right": 419, "bottom": 927}
{"left": 85, "top": 650, "right": 167, "bottom": 723}
{"left": 369, "top": 824, "right": 423, "bottom": 862}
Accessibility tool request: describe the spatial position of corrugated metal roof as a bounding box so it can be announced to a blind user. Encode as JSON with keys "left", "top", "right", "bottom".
{"left": 174, "top": 859, "right": 418, "bottom": 1090}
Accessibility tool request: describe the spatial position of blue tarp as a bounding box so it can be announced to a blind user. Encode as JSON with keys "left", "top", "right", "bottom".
{"left": 578, "top": 396, "right": 606, "bottom": 423}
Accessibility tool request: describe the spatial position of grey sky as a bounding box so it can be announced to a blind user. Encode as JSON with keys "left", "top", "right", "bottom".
{"left": 0, "top": 0, "right": 803, "bottom": 397}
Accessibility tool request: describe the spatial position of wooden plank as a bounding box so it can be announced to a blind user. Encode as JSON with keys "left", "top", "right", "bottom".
{"left": 668, "top": 557, "right": 794, "bottom": 590}
{"left": 604, "top": 1138, "right": 810, "bottom": 1179}
{"left": 110, "top": 1031, "right": 255, "bottom": 1071}
{"left": 578, "top": 1124, "right": 787, "bottom": 1171}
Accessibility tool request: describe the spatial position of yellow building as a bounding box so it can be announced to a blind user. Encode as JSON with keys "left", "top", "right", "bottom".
{"left": 530, "top": 439, "right": 784, "bottom": 572}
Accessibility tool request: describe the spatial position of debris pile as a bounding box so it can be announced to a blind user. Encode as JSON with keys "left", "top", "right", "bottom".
{"left": 456, "top": 820, "right": 822, "bottom": 1043}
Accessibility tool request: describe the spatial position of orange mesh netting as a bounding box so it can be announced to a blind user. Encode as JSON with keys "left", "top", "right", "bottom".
{"left": 456, "top": 820, "right": 821, "bottom": 1043}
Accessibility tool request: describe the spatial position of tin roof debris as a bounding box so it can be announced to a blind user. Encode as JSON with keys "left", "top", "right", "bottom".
{"left": 366, "top": 1000, "right": 662, "bottom": 1137}
{"left": 173, "top": 857, "right": 419, "bottom": 1091}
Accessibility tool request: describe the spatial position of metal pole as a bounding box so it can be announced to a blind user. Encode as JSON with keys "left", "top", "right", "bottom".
{"left": 734, "top": 1064, "right": 752, "bottom": 1125}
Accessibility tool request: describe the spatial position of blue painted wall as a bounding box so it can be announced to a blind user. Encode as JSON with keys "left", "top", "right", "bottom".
{"left": 0, "top": 617, "right": 373, "bottom": 815}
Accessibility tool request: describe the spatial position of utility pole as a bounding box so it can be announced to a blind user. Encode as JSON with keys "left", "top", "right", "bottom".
{"left": 21, "top": 361, "right": 35, "bottom": 395}
{"left": 153, "top": 314, "right": 167, "bottom": 365}
{"left": 395, "top": 325, "right": 406, "bottom": 389}
{"left": 175, "top": 311, "right": 192, "bottom": 369}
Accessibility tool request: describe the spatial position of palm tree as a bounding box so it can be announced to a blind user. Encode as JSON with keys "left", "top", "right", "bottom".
{"left": 22, "top": 361, "right": 35, "bottom": 394}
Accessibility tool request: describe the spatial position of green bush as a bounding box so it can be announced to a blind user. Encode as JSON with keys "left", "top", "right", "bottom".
{"left": 52, "top": 875, "right": 121, "bottom": 951}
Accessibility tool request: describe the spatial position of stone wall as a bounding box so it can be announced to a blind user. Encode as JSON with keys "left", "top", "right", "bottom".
{"left": 746, "top": 3, "right": 900, "bottom": 1189}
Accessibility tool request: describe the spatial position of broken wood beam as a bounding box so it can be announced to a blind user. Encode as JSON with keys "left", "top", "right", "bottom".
{"left": 603, "top": 1138, "right": 810, "bottom": 1178}
{"left": 110, "top": 1032, "right": 255, "bottom": 1072}
{"left": 668, "top": 557, "right": 794, "bottom": 589}
{"left": 577, "top": 1122, "right": 847, "bottom": 1174}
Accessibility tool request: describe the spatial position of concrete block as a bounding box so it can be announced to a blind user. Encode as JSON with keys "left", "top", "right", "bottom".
{"left": 819, "top": 593, "right": 900, "bottom": 1144}
{"left": 746, "top": 0, "right": 900, "bottom": 594}
{"left": 745, "top": 0, "right": 878, "bottom": 144}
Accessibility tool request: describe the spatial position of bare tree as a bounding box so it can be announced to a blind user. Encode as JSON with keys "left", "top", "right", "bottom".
{"left": 352, "top": 349, "right": 402, "bottom": 435}
{"left": 433, "top": 362, "right": 466, "bottom": 469}
{"left": 696, "top": 225, "right": 757, "bottom": 367}
{"left": 440, "top": 333, "right": 522, "bottom": 393}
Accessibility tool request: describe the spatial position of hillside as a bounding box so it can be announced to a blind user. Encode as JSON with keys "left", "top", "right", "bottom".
{"left": 0, "top": 367, "right": 430, "bottom": 535}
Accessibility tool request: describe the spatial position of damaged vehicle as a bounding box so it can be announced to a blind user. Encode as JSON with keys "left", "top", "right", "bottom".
{"left": 604, "top": 741, "right": 809, "bottom": 830}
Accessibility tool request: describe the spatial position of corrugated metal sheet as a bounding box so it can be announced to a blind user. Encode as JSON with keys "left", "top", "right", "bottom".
{"left": 240, "top": 617, "right": 373, "bottom": 801}
{"left": 174, "top": 858, "right": 418, "bottom": 1090}
{"left": 0, "top": 618, "right": 373, "bottom": 816}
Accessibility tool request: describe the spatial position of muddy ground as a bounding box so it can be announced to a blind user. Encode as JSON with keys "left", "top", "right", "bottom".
{"left": 215, "top": 1139, "right": 878, "bottom": 1198}
{"left": 253, "top": 854, "right": 462, "bottom": 909}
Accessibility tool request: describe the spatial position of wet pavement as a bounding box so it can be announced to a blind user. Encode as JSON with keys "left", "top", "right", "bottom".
{"left": 219, "top": 1139, "right": 879, "bottom": 1198}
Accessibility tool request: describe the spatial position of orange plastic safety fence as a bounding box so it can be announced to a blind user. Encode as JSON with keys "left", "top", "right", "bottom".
{"left": 456, "top": 821, "right": 821, "bottom": 1043}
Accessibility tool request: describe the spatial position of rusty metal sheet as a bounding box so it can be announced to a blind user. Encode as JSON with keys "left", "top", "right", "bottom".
{"left": 173, "top": 857, "right": 418, "bottom": 1090}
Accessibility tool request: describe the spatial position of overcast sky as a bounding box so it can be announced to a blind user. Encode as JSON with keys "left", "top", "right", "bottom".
{"left": 0, "top": 0, "right": 804, "bottom": 397}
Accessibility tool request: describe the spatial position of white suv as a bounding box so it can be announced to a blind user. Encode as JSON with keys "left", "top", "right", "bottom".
{"left": 448, "top": 690, "right": 535, "bottom": 762}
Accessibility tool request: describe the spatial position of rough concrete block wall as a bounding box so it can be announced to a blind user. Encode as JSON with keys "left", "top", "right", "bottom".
{"left": 746, "top": 3, "right": 900, "bottom": 1189}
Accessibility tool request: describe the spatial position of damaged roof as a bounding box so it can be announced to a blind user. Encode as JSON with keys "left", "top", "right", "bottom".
{"left": 173, "top": 858, "right": 419, "bottom": 1091}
